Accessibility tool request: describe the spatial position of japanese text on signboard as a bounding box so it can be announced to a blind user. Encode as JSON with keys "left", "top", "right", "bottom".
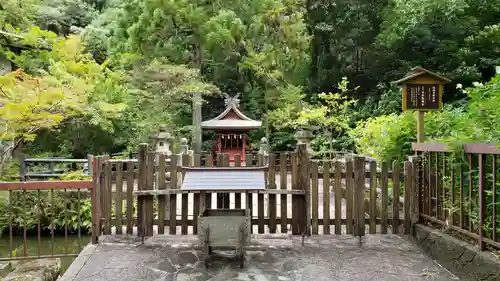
{"left": 406, "top": 84, "right": 440, "bottom": 110}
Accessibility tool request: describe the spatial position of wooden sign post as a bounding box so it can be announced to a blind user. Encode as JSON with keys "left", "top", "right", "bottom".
{"left": 393, "top": 67, "right": 450, "bottom": 143}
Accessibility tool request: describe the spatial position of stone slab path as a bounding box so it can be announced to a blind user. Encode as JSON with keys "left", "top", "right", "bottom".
{"left": 61, "top": 234, "right": 459, "bottom": 281}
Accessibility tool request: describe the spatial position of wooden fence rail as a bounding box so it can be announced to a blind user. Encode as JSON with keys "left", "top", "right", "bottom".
{"left": 93, "top": 144, "right": 417, "bottom": 238}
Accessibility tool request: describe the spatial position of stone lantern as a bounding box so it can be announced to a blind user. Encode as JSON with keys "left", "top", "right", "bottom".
{"left": 151, "top": 125, "right": 173, "bottom": 156}
{"left": 295, "top": 125, "right": 314, "bottom": 154}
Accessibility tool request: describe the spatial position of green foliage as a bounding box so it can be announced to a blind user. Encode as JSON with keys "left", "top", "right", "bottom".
{"left": 112, "top": 58, "right": 218, "bottom": 150}
{"left": 0, "top": 0, "right": 39, "bottom": 29}
{"left": 1, "top": 0, "right": 500, "bottom": 166}
{"left": 351, "top": 113, "right": 416, "bottom": 162}
{"left": 0, "top": 27, "right": 130, "bottom": 174}
{"left": 59, "top": 170, "right": 91, "bottom": 181}
{"left": 91, "top": 0, "right": 310, "bottom": 149}
{"left": 36, "top": 0, "right": 98, "bottom": 35}
{"left": 353, "top": 75, "right": 500, "bottom": 163}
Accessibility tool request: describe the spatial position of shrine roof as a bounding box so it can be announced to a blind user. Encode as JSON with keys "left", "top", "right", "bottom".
{"left": 201, "top": 98, "right": 262, "bottom": 130}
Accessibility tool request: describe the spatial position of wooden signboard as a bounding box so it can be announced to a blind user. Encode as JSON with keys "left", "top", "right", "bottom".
{"left": 393, "top": 67, "right": 450, "bottom": 112}
{"left": 392, "top": 67, "right": 450, "bottom": 142}
{"left": 405, "top": 84, "right": 440, "bottom": 110}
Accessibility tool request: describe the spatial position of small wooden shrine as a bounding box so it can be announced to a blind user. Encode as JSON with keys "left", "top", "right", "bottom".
{"left": 201, "top": 93, "right": 261, "bottom": 165}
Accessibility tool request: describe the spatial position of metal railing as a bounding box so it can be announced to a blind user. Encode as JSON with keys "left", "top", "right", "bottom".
{"left": 19, "top": 155, "right": 92, "bottom": 181}
{"left": 413, "top": 143, "right": 500, "bottom": 250}
{"left": 0, "top": 179, "right": 98, "bottom": 261}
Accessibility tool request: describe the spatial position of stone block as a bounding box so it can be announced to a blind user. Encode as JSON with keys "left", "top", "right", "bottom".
{"left": 0, "top": 261, "right": 12, "bottom": 277}
{"left": 3, "top": 258, "right": 61, "bottom": 281}
{"left": 414, "top": 224, "right": 500, "bottom": 281}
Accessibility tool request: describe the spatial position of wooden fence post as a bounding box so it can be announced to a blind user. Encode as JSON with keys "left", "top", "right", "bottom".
{"left": 137, "top": 143, "right": 148, "bottom": 238}
{"left": 392, "top": 161, "right": 401, "bottom": 234}
{"left": 404, "top": 160, "right": 412, "bottom": 234}
{"left": 103, "top": 160, "right": 112, "bottom": 235}
{"left": 91, "top": 156, "right": 101, "bottom": 244}
{"left": 345, "top": 157, "right": 354, "bottom": 235}
{"left": 297, "top": 143, "right": 310, "bottom": 236}
{"left": 409, "top": 156, "right": 420, "bottom": 234}
{"left": 354, "top": 156, "right": 365, "bottom": 237}
{"left": 181, "top": 154, "right": 190, "bottom": 234}
{"left": 169, "top": 154, "right": 178, "bottom": 235}
{"left": 145, "top": 152, "right": 155, "bottom": 236}
{"left": 95, "top": 157, "right": 103, "bottom": 236}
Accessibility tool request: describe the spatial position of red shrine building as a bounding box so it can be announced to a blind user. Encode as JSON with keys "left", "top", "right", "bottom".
{"left": 201, "top": 93, "right": 262, "bottom": 165}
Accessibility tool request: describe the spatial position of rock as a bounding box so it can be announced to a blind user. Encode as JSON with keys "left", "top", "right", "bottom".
{"left": 0, "top": 262, "right": 12, "bottom": 277}
{"left": 3, "top": 259, "right": 61, "bottom": 281}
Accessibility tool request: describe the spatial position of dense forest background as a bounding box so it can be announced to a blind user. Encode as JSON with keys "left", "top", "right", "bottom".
{"left": 0, "top": 0, "right": 499, "bottom": 178}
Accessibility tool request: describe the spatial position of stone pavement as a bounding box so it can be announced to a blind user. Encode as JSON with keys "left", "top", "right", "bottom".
{"left": 60, "top": 234, "right": 459, "bottom": 281}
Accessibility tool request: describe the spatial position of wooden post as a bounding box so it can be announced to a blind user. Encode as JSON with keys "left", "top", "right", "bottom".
{"left": 126, "top": 160, "right": 134, "bottom": 235}
{"left": 404, "top": 160, "right": 412, "bottom": 234}
{"left": 181, "top": 154, "right": 190, "bottom": 234}
{"left": 416, "top": 111, "right": 425, "bottom": 143}
{"left": 169, "top": 154, "right": 178, "bottom": 235}
{"left": 381, "top": 162, "right": 389, "bottom": 234}
{"left": 137, "top": 143, "right": 148, "bottom": 238}
{"left": 95, "top": 157, "right": 103, "bottom": 237}
{"left": 257, "top": 154, "right": 265, "bottom": 233}
{"left": 280, "top": 153, "right": 288, "bottom": 233}
{"left": 407, "top": 156, "right": 420, "bottom": 236}
{"left": 311, "top": 161, "right": 319, "bottom": 235}
{"left": 115, "top": 162, "right": 123, "bottom": 235}
{"left": 410, "top": 156, "right": 420, "bottom": 231}
{"left": 392, "top": 161, "right": 401, "bottom": 234}
{"left": 246, "top": 153, "right": 254, "bottom": 233}
{"left": 193, "top": 154, "right": 201, "bottom": 235}
{"left": 345, "top": 158, "right": 354, "bottom": 235}
{"left": 158, "top": 154, "right": 166, "bottom": 234}
{"left": 296, "top": 143, "right": 310, "bottom": 236}
{"left": 144, "top": 153, "right": 155, "bottom": 236}
{"left": 334, "top": 161, "right": 342, "bottom": 235}
{"left": 354, "top": 156, "right": 365, "bottom": 237}
{"left": 91, "top": 156, "right": 101, "bottom": 244}
{"left": 322, "top": 161, "right": 331, "bottom": 234}
{"left": 268, "top": 153, "right": 277, "bottom": 233}
{"left": 369, "top": 161, "right": 377, "bottom": 234}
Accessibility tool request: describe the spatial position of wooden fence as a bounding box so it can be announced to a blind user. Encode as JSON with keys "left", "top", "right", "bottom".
{"left": 413, "top": 143, "right": 500, "bottom": 250}
{"left": 93, "top": 143, "right": 418, "bottom": 237}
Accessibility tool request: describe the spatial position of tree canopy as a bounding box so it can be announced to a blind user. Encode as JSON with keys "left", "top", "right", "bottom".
{"left": 0, "top": 0, "right": 499, "bottom": 178}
